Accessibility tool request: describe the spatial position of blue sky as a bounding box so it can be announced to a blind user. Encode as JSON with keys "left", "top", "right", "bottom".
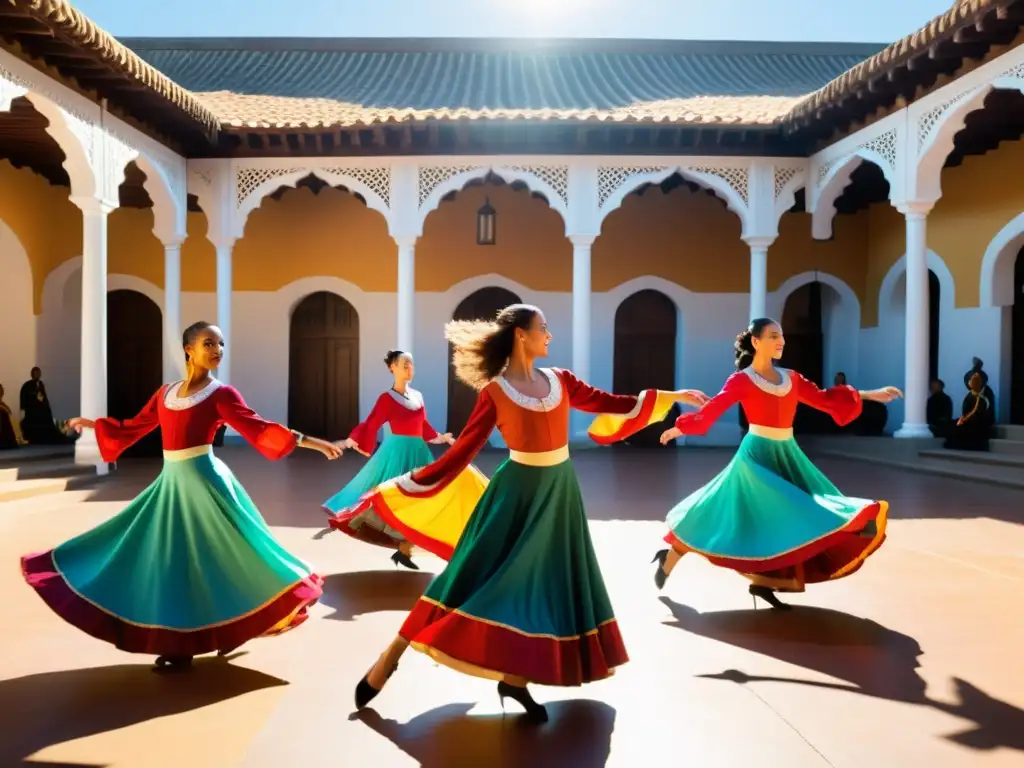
{"left": 77, "top": 0, "right": 952, "bottom": 42}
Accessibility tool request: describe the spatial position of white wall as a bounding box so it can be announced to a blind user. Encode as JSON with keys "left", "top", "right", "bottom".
{"left": 0, "top": 220, "right": 35, "bottom": 406}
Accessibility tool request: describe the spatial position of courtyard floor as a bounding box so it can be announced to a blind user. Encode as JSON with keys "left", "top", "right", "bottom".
{"left": 1, "top": 446, "right": 1022, "bottom": 767}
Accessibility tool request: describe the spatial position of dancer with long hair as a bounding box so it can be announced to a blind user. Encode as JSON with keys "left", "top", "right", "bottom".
{"left": 21, "top": 321, "right": 342, "bottom": 669}
{"left": 650, "top": 317, "right": 901, "bottom": 609}
{"left": 351, "top": 304, "right": 708, "bottom": 721}
{"left": 323, "top": 349, "right": 487, "bottom": 570}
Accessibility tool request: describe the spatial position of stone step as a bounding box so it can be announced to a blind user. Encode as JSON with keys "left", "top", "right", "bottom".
{"left": 918, "top": 449, "right": 1024, "bottom": 469}
{"left": 0, "top": 473, "right": 102, "bottom": 503}
{"left": 0, "top": 444, "right": 75, "bottom": 468}
{"left": 0, "top": 458, "right": 98, "bottom": 483}
{"left": 808, "top": 447, "right": 1024, "bottom": 491}
{"left": 989, "top": 439, "right": 1024, "bottom": 457}
{"left": 995, "top": 424, "right": 1024, "bottom": 441}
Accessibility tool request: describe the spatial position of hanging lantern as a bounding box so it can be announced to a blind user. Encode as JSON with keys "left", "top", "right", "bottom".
{"left": 476, "top": 197, "right": 496, "bottom": 245}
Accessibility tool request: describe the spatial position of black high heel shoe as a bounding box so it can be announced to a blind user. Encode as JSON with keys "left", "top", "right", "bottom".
{"left": 391, "top": 550, "right": 419, "bottom": 570}
{"left": 651, "top": 549, "right": 669, "bottom": 590}
{"left": 355, "top": 661, "right": 398, "bottom": 709}
{"left": 154, "top": 655, "right": 193, "bottom": 670}
{"left": 497, "top": 681, "right": 548, "bottom": 723}
{"left": 749, "top": 585, "right": 792, "bottom": 611}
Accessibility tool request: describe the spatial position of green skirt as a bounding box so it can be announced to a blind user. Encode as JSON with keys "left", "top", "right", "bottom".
{"left": 665, "top": 433, "right": 888, "bottom": 589}
{"left": 397, "top": 458, "right": 628, "bottom": 686}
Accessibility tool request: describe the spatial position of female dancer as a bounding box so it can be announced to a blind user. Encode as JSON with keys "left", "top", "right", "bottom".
{"left": 351, "top": 304, "right": 708, "bottom": 721}
{"left": 650, "top": 317, "right": 901, "bottom": 609}
{"left": 21, "top": 321, "right": 342, "bottom": 669}
{"left": 323, "top": 350, "right": 485, "bottom": 570}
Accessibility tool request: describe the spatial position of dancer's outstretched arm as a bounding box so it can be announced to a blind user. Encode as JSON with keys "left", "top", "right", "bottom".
{"left": 66, "top": 387, "right": 164, "bottom": 463}
{"left": 216, "top": 386, "right": 341, "bottom": 461}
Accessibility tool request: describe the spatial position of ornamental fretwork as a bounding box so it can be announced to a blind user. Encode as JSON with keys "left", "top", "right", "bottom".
{"left": 690, "top": 165, "right": 750, "bottom": 205}
{"left": 596, "top": 166, "right": 671, "bottom": 207}
{"left": 773, "top": 167, "right": 801, "bottom": 201}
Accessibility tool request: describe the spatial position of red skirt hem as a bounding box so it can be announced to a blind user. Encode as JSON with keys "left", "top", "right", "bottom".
{"left": 664, "top": 500, "right": 884, "bottom": 579}
{"left": 399, "top": 598, "right": 628, "bottom": 687}
{"left": 21, "top": 550, "right": 323, "bottom": 656}
{"left": 325, "top": 504, "right": 402, "bottom": 550}
{"left": 369, "top": 494, "right": 455, "bottom": 561}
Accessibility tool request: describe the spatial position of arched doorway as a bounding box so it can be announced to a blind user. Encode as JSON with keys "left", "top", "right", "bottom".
{"left": 448, "top": 286, "right": 521, "bottom": 435}
{"left": 781, "top": 282, "right": 827, "bottom": 434}
{"left": 107, "top": 290, "right": 163, "bottom": 457}
{"left": 288, "top": 291, "right": 360, "bottom": 441}
{"left": 1011, "top": 248, "right": 1024, "bottom": 424}
{"left": 613, "top": 290, "right": 678, "bottom": 446}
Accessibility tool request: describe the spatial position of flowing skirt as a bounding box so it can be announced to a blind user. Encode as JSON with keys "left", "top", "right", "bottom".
{"left": 21, "top": 450, "right": 322, "bottom": 656}
{"left": 379, "top": 458, "right": 627, "bottom": 686}
{"left": 328, "top": 436, "right": 488, "bottom": 559}
{"left": 665, "top": 433, "right": 887, "bottom": 591}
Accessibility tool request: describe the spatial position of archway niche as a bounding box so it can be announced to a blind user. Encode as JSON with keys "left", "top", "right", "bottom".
{"left": 447, "top": 286, "right": 522, "bottom": 435}
{"left": 288, "top": 291, "right": 360, "bottom": 441}
{"left": 1011, "top": 248, "right": 1024, "bottom": 424}
{"left": 612, "top": 289, "right": 678, "bottom": 447}
{"left": 890, "top": 269, "right": 941, "bottom": 383}
{"left": 107, "top": 289, "right": 163, "bottom": 457}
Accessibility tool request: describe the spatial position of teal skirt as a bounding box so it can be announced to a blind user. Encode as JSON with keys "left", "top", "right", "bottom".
{"left": 665, "top": 434, "right": 888, "bottom": 588}
{"left": 324, "top": 434, "right": 433, "bottom": 547}
{"left": 397, "top": 458, "right": 628, "bottom": 686}
{"left": 21, "top": 451, "right": 323, "bottom": 656}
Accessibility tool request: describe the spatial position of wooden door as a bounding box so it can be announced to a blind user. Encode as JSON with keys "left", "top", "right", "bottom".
{"left": 613, "top": 290, "right": 678, "bottom": 446}
{"left": 780, "top": 282, "right": 830, "bottom": 434}
{"left": 288, "top": 292, "right": 360, "bottom": 441}
{"left": 1011, "top": 249, "right": 1024, "bottom": 424}
{"left": 928, "top": 269, "right": 941, "bottom": 383}
{"left": 107, "top": 290, "right": 163, "bottom": 458}
{"left": 447, "top": 287, "right": 521, "bottom": 436}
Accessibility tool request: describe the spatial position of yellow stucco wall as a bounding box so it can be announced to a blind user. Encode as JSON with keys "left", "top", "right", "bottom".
{"left": 3, "top": 141, "right": 1024, "bottom": 325}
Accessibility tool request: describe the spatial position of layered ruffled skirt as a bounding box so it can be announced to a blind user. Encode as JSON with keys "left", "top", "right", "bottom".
{"left": 371, "top": 457, "right": 627, "bottom": 685}
{"left": 327, "top": 435, "right": 488, "bottom": 559}
{"left": 21, "top": 448, "right": 322, "bottom": 656}
{"left": 665, "top": 432, "right": 887, "bottom": 591}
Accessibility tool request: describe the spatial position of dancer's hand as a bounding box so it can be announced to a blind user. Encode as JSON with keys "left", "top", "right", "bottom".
{"left": 434, "top": 432, "right": 455, "bottom": 446}
{"left": 64, "top": 417, "right": 95, "bottom": 433}
{"left": 303, "top": 436, "right": 343, "bottom": 460}
{"left": 674, "top": 389, "right": 710, "bottom": 408}
{"left": 860, "top": 386, "right": 903, "bottom": 403}
{"left": 660, "top": 427, "right": 683, "bottom": 444}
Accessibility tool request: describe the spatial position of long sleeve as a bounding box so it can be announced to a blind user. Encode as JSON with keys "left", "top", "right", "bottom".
{"left": 555, "top": 368, "right": 675, "bottom": 445}
{"left": 674, "top": 372, "right": 747, "bottom": 436}
{"left": 214, "top": 386, "right": 298, "bottom": 461}
{"left": 421, "top": 410, "right": 439, "bottom": 442}
{"left": 409, "top": 389, "right": 497, "bottom": 488}
{"left": 348, "top": 394, "right": 390, "bottom": 456}
{"left": 93, "top": 387, "right": 163, "bottom": 463}
{"left": 793, "top": 372, "right": 862, "bottom": 426}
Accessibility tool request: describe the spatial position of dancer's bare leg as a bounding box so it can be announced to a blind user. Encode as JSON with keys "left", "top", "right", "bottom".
{"left": 503, "top": 674, "right": 529, "bottom": 687}
{"left": 367, "top": 635, "right": 410, "bottom": 689}
{"left": 663, "top": 548, "right": 685, "bottom": 577}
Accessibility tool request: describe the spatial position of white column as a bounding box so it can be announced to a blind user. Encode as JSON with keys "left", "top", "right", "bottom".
{"left": 215, "top": 243, "right": 233, "bottom": 385}
{"left": 744, "top": 237, "right": 772, "bottom": 320}
{"left": 570, "top": 235, "right": 594, "bottom": 385}
{"left": 163, "top": 242, "right": 183, "bottom": 382}
{"left": 395, "top": 236, "right": 416, "bottom": 353}
{"left": 71, "top": 197, "right": 112, "bottom": 472}
{"left": 895, "top": 205, "right": 933, "bottom": 438}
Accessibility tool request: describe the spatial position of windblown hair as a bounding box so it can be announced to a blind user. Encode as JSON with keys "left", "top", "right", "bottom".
{"left": 182, "top": 321, "right": 214, "bottom": 365}
{"left": 446, "top": 304, "right": 541, "bottom": 390}
{"left": 384, "top": 349, "right": 407, "bottom": 369}
{"left": 734, "top": 317, "right": 777, "bottom": 370}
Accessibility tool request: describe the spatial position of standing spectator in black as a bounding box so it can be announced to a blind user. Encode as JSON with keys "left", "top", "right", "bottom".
{"left": 927, "top": 378, "right": 954, "bottom": 438}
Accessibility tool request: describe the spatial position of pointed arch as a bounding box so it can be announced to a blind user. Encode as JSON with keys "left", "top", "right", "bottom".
{"left": 980, "top": 211, "right": 1024, "bottom": 309}
{"left": 811, "top": 151, "right": 894, "bottom": 240}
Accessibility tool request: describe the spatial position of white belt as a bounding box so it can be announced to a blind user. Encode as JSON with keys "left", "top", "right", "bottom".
{"left": 748, "top": 425, "right": 793, "bottom": 441}
{"left": 163, "top": 445, "right": 213, "bottom": 462}
{"left": 509, "top": 445, "right": 570, "bottom": 467}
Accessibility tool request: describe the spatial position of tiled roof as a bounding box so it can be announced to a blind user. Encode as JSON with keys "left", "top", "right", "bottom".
{"left": 7, "top": 0, "right": 220, "bottom": 137}
{"left": 123, "top": 38, "right": 883, "bottom": 129}
{"left": 786, "top": 0, "right": 1007, "bottom": 123}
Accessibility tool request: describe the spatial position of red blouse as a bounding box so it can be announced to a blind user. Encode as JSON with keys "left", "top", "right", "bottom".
{"left": 409, "top": 368, "right": 655, "bottom": 488}
{"left": 674, "top": 367, "right": 862, "bottom": 436}
{"left": 347, "top": 389, "right": 439, "bottom": 456}
{"left": 93, "top": 380, "right": 298, "bottom": 463}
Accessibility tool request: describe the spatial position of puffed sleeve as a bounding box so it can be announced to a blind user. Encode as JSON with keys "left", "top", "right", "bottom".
{"left": 93, "top": 387, "right": 163, "bottom": 463}
{"left": 348, "top": 393, "right": 391, "bottom": 456}
{"left": 214, "top": 386, "right": 298, "bottom": 461}
{"left": 792, "top": 372, "right": 862, "bottom": 426}
{"left": 407, "top": 389, "right": 497, "bottom": 488}
{"left": 674, "top": 372, "right": 748, "bottom": 436}
{"left": 559, "top": 369, "right": 678, "bottom": 445}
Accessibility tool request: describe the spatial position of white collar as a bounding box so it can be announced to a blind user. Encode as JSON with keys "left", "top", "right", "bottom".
{"left": 496, "top": 368, "right": 562, "bottom": 412}
{"left": 742, "top": 366, "right": 792, "bottom": 397}
{"left": 386, "top": 387, "right": 424, "bottom": 410}
{"left": 164, "top": 378, "right": 223, "bottom": 410}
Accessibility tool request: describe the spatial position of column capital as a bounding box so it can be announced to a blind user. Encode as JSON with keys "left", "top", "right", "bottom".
{"left": 160, "top": 238, "right": 186, "bottom": 251}
{"left": 895, "top": 200, "right": 934, "bottom": 219}
{"left": 392, "top": 233, "right": 418, "bottom": 249}
{"left": 210, "top": 237, "right": 237, "bottom": 252}
{"left": 742, "top": 235, "right": 775, "bottom": 250}
{"left": 69, "top": 196, "right": 115, "bottom": 217}
{"left": 569, "top": 234, "right": 596, "bottom": 248}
